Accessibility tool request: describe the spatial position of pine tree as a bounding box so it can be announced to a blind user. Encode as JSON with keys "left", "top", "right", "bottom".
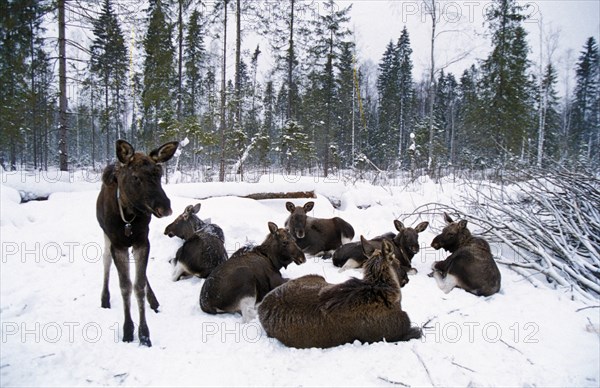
{"left": 306, "top": 0, "right": 352, "bottom": 176}
{"left": 456, "top": 65, "right": 481, "bottom": 166}
{"left": 183, "top": 9, "right": 205, "bottom": 117}
{"left": 537, "top": 63, "right": 561, "bottom": 164}
{"left": 335, "top": 41, "right": 356, "bottom": 168}
{"left": 142, "top": 0, "right": 175, "bottom": 147}
{"left": 571, "top": 37, "right": 599, "bottom": 165}
{"left": 91, "top": 0, "right": 128, "bottom": 162}
{"left": 478, "top": 0, "right": 534, "bottom": 165}
{"left": 396, "top": 26, "right": 414, "bottom": 167}
{"left": 376, "top": 40, "right": 400, "bottom": 167}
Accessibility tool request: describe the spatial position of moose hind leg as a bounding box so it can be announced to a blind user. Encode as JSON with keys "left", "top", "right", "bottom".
{"left": 146, "top": 278, "right": 159, "bottom": 313}
{"left": 133, "top": 245, "right": 152, "bottom": 347}
{"left": 112, "top": 248, "right": 134, "bottom": 342}
{"left": 101, "top": 234, "right": 112, "bottom": 308}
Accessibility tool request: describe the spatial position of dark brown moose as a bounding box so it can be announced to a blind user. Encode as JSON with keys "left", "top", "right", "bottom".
{"left": 429, "top": 213, "right": 501, "bottom": 297}
{"left": 284, "top": 201, "right": 355, "bottom": 258}
{"left": 333, "top": 219, "right": 429, "bottom": 272}
{"left": 97, "top": 139, "right": 178, "bottom": 347}
{"left": 164, "top": 203, "right": 228, "bottom": 281}
{"left": 200, "top": 222, "right": 306, "bottom": 322}
{"left": 258, "top": 237, "right": 422, "bottom": 349}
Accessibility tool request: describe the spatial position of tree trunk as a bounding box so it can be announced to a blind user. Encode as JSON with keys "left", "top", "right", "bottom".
{"left": 427, "top": 1, "right": 436, "bottom": 173}
{"left": 219, "top": 0, "right": 228, "bottom": 182}
{"left": 58, "top": 0, "right": 68, "bottom": 171}
{"left": 287, "top": 0, "right": 295, "bottom": 120}
{"left": 235, "top": 0, "right": 241, "bottom": 125}
{"left": 177, "top": 0, "right": 183, "bottom": 120}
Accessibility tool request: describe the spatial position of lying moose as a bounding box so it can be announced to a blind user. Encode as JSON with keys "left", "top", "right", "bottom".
{"left": 200, "top": 222, "right": 306, "bottom": 322}
{"left": 285, "top": 201, "right": 355, "bottom": 258}
{"left": 429, "top": 213, "right": 501, "bottom": 297}
{"left": 333, "top": 219, "right": 429, "bottom": 272}
{"left": 259, "top": 237, "right": 422, "bottom": 348}
{"left": 164, "top": 203, "right": 228, "bottom": 281}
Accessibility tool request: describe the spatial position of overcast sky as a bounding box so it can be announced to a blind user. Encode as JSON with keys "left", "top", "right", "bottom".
{"left": 345, "top": 0, "right": 600, "bottom": 95}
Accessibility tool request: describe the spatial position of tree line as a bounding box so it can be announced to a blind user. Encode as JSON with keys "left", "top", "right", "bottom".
{"left": 1, "top": 0, "right": 598, "bottom": 179}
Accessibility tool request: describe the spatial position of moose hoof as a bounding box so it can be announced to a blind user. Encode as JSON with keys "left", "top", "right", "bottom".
{"left": 123, "top": 333, "right": 134, "bottom": 343}
{"left": 427, "top": 271, "right": 434, "bottom": 278}
{"left": 139, "top": 336, "right": 152, "bottom": 347}
{"left": 151, "top": 304, "right": 160, "bottom": 313}
{"left": 101, "top": 301, "right": 111, "bottom": 309}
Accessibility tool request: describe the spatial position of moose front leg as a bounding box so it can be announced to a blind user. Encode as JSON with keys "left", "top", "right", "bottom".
{"left": 133, "top": 244, "right": 152, "bottom": 347}
{"left": 112, "top": 248, "right": 134, "bottom": 343}
{"left": 101, "top": 234, "right": 112, "bottom": 309}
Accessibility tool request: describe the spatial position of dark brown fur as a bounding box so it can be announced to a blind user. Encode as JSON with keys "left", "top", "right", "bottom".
{"left": 164, "top": 203, "right": 227, "bottom": 280}
{"left": 332, "top": 220, "right": 429, "bottom": 271}
{"left": 199, "top": 222, "right": 306, "bottom": 322}
{"left": 284, "top": 201, "right": 355, "bottom": 257}
{"left": 258, "top": 238, "right": 422, "bottom": 349}
{"left": 430, "top": 213, "right": 501, "bottom": 297}
{"left": 97, "top": 139, "right": 178, "bottom": 347}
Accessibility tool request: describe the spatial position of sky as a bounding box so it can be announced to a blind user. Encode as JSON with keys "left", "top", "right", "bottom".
{"left": 346, "top": 0, "right": 600, "bottom": 95}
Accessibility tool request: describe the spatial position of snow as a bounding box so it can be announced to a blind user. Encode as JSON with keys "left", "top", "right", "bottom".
{"left": 1, "top": 169, "right": 599, "bottom": 387}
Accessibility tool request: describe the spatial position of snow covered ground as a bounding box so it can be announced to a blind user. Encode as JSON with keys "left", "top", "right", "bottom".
{"left": 1, "top": 168, "right": 598, "bottom": 387}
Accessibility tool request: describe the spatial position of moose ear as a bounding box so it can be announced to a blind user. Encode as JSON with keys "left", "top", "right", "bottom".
{"left": 304, "top": 201, "right": 315, "bottom": 212}
{"left": 285, "top": 202, "right": 295, "bottom": 213}
{"left": 184, "top": 205, "right": 194, "bottom": 214}
{"left": 192, "top": 203, "right": 201, "bottom": 214}
{"left": 268, "top": 222, "right": 278, "bottom": 234}
{"left": 458, "top": 220, "right": 468, "bottom": 229}
{"left": 149, "top": 141, "right": 179, "bottom": 163}
{"left": 116, "top": 140, "right": 135, "bottom": 164}
{"left": 394, "top": 220, "right": 405, "bottom": 232}
{"left": 415, "top": 221, "right": 429, "bottom": 233}
{"left": 361, "top": 236, "right": 376, "bottom": 257}
{"left": 381, "top": 239, "right": 395, "bottom": 260}
{"left": 444, "top": 212, "right": 454, "bottom": 224}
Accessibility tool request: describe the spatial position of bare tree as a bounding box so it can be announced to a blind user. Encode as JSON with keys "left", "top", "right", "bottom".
{"left": 58, "top": 0, "right": 68, "bottom": 171}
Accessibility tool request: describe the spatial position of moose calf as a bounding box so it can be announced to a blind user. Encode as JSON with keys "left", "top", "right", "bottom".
{"left": 285, "top": 201, "right": 355, "bottom": 258}
{"left": 199, "top": 222, "right": 306, "bottom": 322}
{"left": 430, "top": 213, "right": 501, "bottom": 297}
{"left": 333, "top": 219, "right": 428, "bottom": 272}
{"left": 259, "top": 237, "right": 422, "bottom": 349}
{"left": 97, "top": 139, "right": 178, "bottom": 347}
{"left": 164, "top": 203, "right": 228, "bottom": 280}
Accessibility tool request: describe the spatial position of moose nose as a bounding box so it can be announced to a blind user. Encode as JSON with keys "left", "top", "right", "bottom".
{"left": 155, "top": 207, "right": 173, "bottom": 218}
{"left": 431, "top": 241, "right": 440, "bottom": 250}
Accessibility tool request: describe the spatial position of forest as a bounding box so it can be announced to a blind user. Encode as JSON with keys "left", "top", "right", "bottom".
{"left": 0, "top": 0, "right": 598, "bottom": 180}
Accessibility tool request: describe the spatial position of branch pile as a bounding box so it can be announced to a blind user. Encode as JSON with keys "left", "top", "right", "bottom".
{"left": 461, "top": 169, "right": 600, "bottom": 301}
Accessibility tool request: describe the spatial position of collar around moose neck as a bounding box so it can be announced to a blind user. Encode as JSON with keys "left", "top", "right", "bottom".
{"left": 117, "top": 187, "right": 136, "bottom": 236}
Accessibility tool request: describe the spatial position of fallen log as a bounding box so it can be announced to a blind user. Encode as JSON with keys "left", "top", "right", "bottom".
{"left": 243, "top": 191, "right": 316, "bottom": 200}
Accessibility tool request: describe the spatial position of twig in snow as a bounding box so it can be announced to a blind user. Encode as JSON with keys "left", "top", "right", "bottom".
{"left": 33, "top": 353, "right": 55, "bottom": 360}
{"left": 411, "top": 348, "right": 435, "bottom": 386}
{"left": 377, "top": 376, "right": 411, "bottom": 387}
{"left": 500, "top": 339, "right": 534, "bottom": 365}
{"left": 576, "top": 306, "right": 600, "bottom": 312}
{"left": 450, "top": 359, "right": 476, "bottom": 373}
{"left": 586, "top": 317, "right": 600, "bottom": 336}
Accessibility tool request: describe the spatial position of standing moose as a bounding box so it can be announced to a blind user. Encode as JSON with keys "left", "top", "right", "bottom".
{"left": 284, "top": 201, "right": 355, "bottom": 258}
{"left": 430, "top": 213, "right": 501, "bottom": 297}
{"left": 97, "top": 139, "right": 178, "bottom": 347}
